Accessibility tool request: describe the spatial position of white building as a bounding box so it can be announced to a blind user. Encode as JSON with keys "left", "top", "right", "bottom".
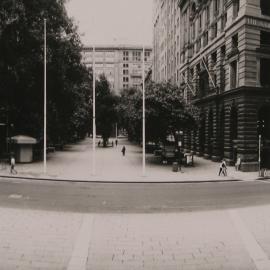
{"left": 82, "top": 45, "right": 153, "bottom": 94}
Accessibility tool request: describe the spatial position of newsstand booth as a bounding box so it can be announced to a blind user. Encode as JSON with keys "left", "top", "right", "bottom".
{"left": 11, "top": 135, "right": 37, "bottom": 163}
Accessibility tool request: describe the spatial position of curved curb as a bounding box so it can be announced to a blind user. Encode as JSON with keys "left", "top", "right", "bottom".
{"left": 0, "top": 174, "right": 242, "bottom": 184}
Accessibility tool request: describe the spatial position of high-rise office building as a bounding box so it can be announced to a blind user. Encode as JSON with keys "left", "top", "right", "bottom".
{"left": 82, "top": 45, "right": 152, "bottom": 94}
{"left": 153, "top": 0, "right": 270, "bottom": 171}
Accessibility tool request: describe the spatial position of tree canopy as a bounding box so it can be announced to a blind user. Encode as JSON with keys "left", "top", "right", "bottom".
{"left": 117, "top": 81, "right": 200, "bottom": 144}
{"left": 0, "top": 0, "right": 92, "bottom": 147}
{"left": 96, "top": 74, "right": 118, "bottom": 146}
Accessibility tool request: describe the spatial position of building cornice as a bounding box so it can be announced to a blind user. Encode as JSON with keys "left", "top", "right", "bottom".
{"left": 83, "top": 45, "right": 153, "bottom": 52}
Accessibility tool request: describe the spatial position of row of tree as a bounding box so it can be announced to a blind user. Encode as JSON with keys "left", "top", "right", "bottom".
{"left": 0, "top": 0, "right": 199, "bottom": 152}
{"left": 116, "top": 82, "right": 200, "bottom": 146}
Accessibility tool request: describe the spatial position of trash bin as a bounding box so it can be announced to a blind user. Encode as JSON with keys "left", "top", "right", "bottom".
{"left": 184, "top": 153, "right": 194, "bottom": 166}
{"left": 172, "top": 162, "right": 178, "bottom": 172}
{"left": 11, "top": 135, "right": 37, "bottom": 163}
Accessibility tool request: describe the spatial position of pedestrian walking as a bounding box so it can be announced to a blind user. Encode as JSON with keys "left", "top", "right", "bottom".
{"left": 174, "top": 148, "right": 184, "bottom": 172}
{"left": 121, "top": 146, "right": 126, "bottom": 156}
{"left": 218, "top": 159, "right": 227, "bottom": 176}
{"left": 115, "top": 139, "right": 118, "bottom": 147}
{"left": 10, "top": 154, "right": 17, "bottom": 174}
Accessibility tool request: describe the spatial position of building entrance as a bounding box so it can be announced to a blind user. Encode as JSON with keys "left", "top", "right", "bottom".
{"left": 258, "top": 105, "right": 270, "bottom": 169}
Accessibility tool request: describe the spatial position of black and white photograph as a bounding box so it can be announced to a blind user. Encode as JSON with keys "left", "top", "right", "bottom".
{"left": 0, "top": 0, "right": 270, "bottom": 269}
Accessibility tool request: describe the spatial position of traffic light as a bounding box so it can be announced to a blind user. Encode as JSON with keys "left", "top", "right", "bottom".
{"left": 257, "top": 120, "right": 265, "bottom": 136}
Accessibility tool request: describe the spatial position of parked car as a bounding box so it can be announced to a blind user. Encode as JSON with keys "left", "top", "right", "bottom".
{"left": 161, "top": 145, "right": 176, "bottom": 163}
{"left": 145, "top": 142, "right": 162, "bottom": 154}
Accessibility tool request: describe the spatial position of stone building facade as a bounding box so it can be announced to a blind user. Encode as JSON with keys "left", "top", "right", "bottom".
{"left": 153, "top": 0, "right": 270, "bottom": 171}
{"left": 82, "top": 45, "right": 152, "bottom": 95}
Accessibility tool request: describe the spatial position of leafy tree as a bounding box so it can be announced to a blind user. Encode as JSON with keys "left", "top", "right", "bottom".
{"left": 117, "top": 87, "right": 142, "bottom": 142}
{"left": 0, "top": 0, "right": 92, "bottom": 151}
{"left": 145, "top": 81, "right": 199, "bottom": 145}
{"left": 96, "top": 74, "right": 118, "bottom": 147}
{"left": 117, "top": 81, "right": 200, "bottom": 144}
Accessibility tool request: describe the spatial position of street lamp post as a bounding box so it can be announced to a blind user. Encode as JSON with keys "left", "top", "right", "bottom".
{"left": 43, "top": 18, "right": 47, "bottom": 174}
{"left": 259, "top": 134, "right": 261, "bottom": 177}
{"left": 142, "top": 45, "right": 146, "bottom": 176}
{"left": 92, "top": 45, "right": 96, "bottom": 176}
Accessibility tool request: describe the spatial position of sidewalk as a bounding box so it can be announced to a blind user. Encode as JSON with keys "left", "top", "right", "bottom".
{"left": 2, "top": 205, "right": 270, "bottom": 269}
{"left": 0, "top": 138, "right": 259, "bottom": 182}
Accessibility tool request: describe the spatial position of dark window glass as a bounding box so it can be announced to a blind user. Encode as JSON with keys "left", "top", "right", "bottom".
{"left": 261, "top": 58, "right": 270, "bottom": 87}
{"left": 261, "top": 0, "right": 270, "bottom": 16}
{"left": 261, "top": 31, "right": 270, "bottom": 47}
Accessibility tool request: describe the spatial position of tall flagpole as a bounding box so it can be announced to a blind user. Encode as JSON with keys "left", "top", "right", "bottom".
{"left": 92, "top": 45, "right": 96, "bottom": 175}
{"left": 43, "top": 19, "right": 47, "bottom": 174}
{"left": 142, "top": 45, "right": 146, "bottom": 176}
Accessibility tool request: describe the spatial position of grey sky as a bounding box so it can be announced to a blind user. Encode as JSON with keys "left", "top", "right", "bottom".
{"left": 65, "top": 0, "right": 153, "bottom": 46}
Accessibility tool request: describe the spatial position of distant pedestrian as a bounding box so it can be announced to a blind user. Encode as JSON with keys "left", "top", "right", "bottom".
{"left": 10, "top": 154, "right": 17, "bottom": 174}
{"left": 219, "top": 159, "right": 227, "bottom": 176}
{"left": 115, "top": 139, "right": 118, "bottom": 147}
{"left": 174, "top": 148, "right": 184, "bottom": 172}
{"left": 121, "top": 146, "right": 126, "bottom": 156}
{"left": 98, "top": 141, "right": 101, "bottom": 147}
{"left": 112, "top": 141, "right": 114, "bottom": 147}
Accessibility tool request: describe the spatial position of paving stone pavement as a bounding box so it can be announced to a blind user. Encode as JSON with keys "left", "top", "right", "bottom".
{"left": 238, "top": 205, "right": 270, "bottom": 261}
{"left": 2, "top": 205, "right": 270, "bottom": 269}
{"left": 0, "top": 208, "right": 82, "bottom": 270}
{"left": 0, "top": 138, "right": 259, "bottom": 182}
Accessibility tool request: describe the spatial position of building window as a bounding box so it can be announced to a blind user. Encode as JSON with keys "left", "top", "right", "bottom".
{"left": 233, "top": 0, "right": 240, "bottom": 18}
{"left": 123, "top": 77, "right": 129, "bottom": 82}
{"left": 221, "top": 45, "right": 226, "bottom": 59}
{"left": 261, "top": 58, "right": 270, "bottom": 87}
{"left": 211, "top": 51, "right": 217, "bottom": 64}
{"left": 261, "top": 31, "right": 270, "bottom": 48}
{"left": 221, "top": 13, "right": 227, "bottom": 30}
{"left": 123, "top": 69, "right": 129, "bottom": 75}
{"left": 123, "top": 63, "right": 129, "bottom": 68}
{"left": 213, "top": 0, "right": 219, "bottom": 15}
{"left": 205, "top": 6, "right": 210, "bottom": 26}
{"left": 132, "top": 51, "right": 141, "bottom": 61}
{"left": 232, "top": 34, "right": 238, "bottom": 49}
{"left": 199, "top": 14, "right": 202, "bottom": 31}
{"left": 123, "top": 51, "right": 129, "bottom": 61}
{"left": 261, "top": 0, "right": 270, "bottom": 16}
{"left": 199, "top": 70, "right": 209, "bottom": 96}
{"left": 204, "top": 31, "right": 209, "bottom": 46}
{"left": 230, "top": 60, "right": 238, "bottom": 89}
{"left": 212, "top": 23, "right": 217, "bottom": 39}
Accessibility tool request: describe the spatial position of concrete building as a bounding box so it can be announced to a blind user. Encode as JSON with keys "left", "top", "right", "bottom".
{"left": 153, "top": 0, "right": 270, "bottom": 171}
{"left": 82, "top": 45, "right": 153, "bottom": 94}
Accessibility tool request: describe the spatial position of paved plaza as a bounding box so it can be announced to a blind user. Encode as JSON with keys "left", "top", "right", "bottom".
{"left": 0, "top": 139, "right": 269, "bottom": 269}
{"left": 1, "top": 204, "right": 270, "bottom": 269}
{"left": 0, "top": 138, "right": 259, "bottom": 182}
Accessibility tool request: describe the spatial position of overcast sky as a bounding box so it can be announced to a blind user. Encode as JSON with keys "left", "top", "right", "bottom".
{"left": 65, "top": 0, "right": 153, "bottom": 46}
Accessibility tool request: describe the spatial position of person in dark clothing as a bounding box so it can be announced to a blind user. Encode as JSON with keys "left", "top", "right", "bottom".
{"left": 115, "top": 139, "right": 118, "bottom": 146}
{"left": 175, "top": 148, "right": 184, "bottom": 172}
{"left": 121, "top": 146, "right": 126, "bottom": 156}
{"left": 219, "top": 159, "right": 227, "bottom": 176}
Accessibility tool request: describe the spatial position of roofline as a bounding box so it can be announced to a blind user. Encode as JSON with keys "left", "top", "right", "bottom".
{"left": 83, "top": 44, "right": 153, "bottom": 51}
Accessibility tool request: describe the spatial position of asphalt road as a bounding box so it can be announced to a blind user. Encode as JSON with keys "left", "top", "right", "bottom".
{"left": 0, "top": 178, "right": 270, "bottom": 213}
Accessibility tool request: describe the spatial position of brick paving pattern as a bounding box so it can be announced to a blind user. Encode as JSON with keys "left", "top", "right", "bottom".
{"left": 0, "top": 206, "right": 270, "bottom": 269}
